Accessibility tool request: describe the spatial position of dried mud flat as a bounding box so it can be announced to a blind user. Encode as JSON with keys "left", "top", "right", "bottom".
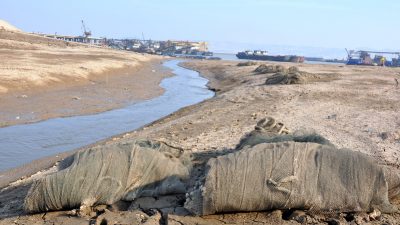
{"left": 0, "top": 29, "right": 167, "bottom": 127}
{"left": 1, "top": 60, "right": 400, "bottom": 225}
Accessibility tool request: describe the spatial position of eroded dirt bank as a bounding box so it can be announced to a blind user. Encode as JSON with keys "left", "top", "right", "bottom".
{"left": 1, "top": 60, "right": 400, "bottom": 224}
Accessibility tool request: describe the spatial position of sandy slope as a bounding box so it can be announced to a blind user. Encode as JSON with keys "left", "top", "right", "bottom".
{"left": 0, "top": 29, "right": 151, "bottom": 94}
{"left": 1, "top": 60, "right": 400, "bottom": 224}
{"left": 0, "top": 20, "right": 21, "bottom": 32}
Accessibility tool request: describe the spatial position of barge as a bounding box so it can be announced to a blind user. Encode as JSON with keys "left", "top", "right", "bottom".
{"left": 236, "top": 50, "right": 305, "bottom": 63}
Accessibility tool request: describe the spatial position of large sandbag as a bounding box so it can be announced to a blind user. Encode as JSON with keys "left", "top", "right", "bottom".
{"left": 265, "top": 72, "right": 306, "bottom": 85}
{"left": 24, "top": 140, "right": 191, "bottom": 213}
{"left": 383, "top": 166, "right": 400, "bottom": 202}
{"left": 254, "top": 64, "right": 287, "bottom": 74}
{"left": 265, "top": 70, "right": 338, "bottom": 85}
{"left": 236, "top": 117, "right": 332, "bottom": 150}
{"left": 185, "top": 141, "right": 397, "bottom": 215}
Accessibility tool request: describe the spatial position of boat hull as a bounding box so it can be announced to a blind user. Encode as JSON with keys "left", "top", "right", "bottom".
{"left": 236, "top": 52, "right": 304, "bottom": 63}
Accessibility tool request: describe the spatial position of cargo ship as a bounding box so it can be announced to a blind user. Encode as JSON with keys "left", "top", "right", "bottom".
{"left": 236, "top": 50, "right": 305, "bottom": 63}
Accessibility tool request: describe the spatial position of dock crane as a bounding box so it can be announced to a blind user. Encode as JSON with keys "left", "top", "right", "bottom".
{"left": 81, "top": 20, "right": 91, "bottom": 38}
{"left": 345, "top": 49, "right": 400, "bottom": 66}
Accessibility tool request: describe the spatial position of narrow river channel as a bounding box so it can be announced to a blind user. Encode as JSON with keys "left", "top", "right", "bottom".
{"left": 0, "top": 60, "right": 214, "bottom": 172}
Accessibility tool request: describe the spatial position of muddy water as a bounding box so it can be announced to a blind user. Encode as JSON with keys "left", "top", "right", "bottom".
{"left": 0, "top": 60, "right": 214, "bottom": 172}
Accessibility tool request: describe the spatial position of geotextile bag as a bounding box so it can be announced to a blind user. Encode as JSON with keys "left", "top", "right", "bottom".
{"left": 24, "top": 140, "right": 191, "bottom": 213}
{"left": 185, "top": 141, "right": 397, "bottom": 215}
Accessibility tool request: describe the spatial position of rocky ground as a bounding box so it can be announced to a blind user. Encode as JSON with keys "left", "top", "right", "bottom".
{"left": 1, "top": 60, "right": 400, "bottom": 224}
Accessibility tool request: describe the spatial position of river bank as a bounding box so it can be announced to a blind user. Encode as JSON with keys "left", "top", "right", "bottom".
{"left": 1, "top": 60, "right": 400, "bottom": 224}
{"left": 0, "top": 59, "right": 169, "bottom": 127}
{"left": 0, "top": 59, "right": 213, "bottom": 178}
{"left": 0, "top": 28, "right": 167, "bottom": 127}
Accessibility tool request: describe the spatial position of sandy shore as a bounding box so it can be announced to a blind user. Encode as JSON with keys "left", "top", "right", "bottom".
{"left": 1, "top": 59, "right": 400, "bottom": 224}
{"left": 0, "top": 59, "right": 170, "bottom": 127}
{"left": 0, "top": 29, "right": 169, "bottom": 127}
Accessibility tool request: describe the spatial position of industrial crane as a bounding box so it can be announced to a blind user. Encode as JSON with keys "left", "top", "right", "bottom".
{"left": 81, "top": 20, "right": 91, "bottom": 38}
{"left": 346, "top": 49, "right": 400, "bottom": 58}
{"left": 345, "top": 48, "right": 400, "bottom": 66}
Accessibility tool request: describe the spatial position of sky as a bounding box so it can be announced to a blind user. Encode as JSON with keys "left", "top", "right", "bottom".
{"left": 2, "top": 0, "right": 399, "bottom": 57}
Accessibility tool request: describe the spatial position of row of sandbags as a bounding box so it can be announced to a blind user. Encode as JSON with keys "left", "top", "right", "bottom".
{"left": 24, "top": 118, "right": 400, "bottom": 216}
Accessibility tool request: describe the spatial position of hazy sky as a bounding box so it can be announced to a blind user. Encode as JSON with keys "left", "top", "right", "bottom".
{"left": 2, "top": 0, "right": 399, "bottom": 54}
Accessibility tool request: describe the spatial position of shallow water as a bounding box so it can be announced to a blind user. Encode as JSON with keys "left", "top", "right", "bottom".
{"left": 0, "top": 60, "right": 214, "bottom": 171}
